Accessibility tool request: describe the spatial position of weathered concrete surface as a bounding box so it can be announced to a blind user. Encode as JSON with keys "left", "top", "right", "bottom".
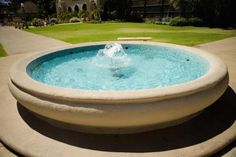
{"left": 223, "top": 146, "right": 236, "bottom": 157}
{"left": 196, "top": 37, "right": 236, "bottom": 91}
{"left": 0, "top": 142, "right": 16, "bottom": 157}
{"left": 0, "top": 26, "right": 71, "bottom": 55}
{"left": 0, "top": 54, "right": 26, "bottom": 157}
{"left": 197, "top": 37, "right": 236, "bottom": 157}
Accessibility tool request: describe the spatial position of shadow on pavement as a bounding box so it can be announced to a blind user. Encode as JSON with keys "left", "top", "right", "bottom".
{"left": 17, "top": 86, "right": 236, "bottom": 153}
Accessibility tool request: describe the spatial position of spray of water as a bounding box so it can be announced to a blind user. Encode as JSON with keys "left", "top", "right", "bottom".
{"left": 93, "top": 43, "right": 130, "bottom": 69}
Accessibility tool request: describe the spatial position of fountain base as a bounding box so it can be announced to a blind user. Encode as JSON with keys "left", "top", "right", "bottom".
{"left": 9, "top": 42, "right": 229, "bottom": 134}
{"left": 32, "top": 109, "right": 201, "bottom": 134}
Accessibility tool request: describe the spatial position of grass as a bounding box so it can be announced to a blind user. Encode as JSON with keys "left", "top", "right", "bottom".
{"left": 0, "top": 44, "right": 7, "bottom": 57}
{"left": 26, "top": 22, "right": 236, "bottom": 46}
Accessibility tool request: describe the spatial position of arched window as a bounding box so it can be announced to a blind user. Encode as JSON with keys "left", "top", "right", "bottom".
{"left": 68, "top": 6, "right": 72, "bottom": 12}
{"left": 74, "top": 5, "right": 79, "bottom": 12}
{"left": 82, "top": 4, "right": 87, "bottom": 11}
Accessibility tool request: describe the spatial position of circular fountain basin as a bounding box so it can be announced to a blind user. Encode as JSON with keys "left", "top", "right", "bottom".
{"left": 9, "top": 42, "right": 229, "bottom": 134}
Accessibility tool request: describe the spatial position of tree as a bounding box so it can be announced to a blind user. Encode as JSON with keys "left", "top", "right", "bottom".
{"left": 196, "top": 0, "right": 236, "bottom": 27}
{"left": 9, "top": 0, "right": 22, "bottom": 13}
{"left": 143, "top": 0, "right": 147, "bottom": 18}
{"left": 9, "top": 0, "right": 56, "bottom": 17}
{"left": 169, "top": 0, "right": 188, "bottom": 17}
{"left": 35, "top": 0, "right": 56, "bottom": 17}
{"left": 100, "top": 0, "right": 132, "bottom": 21}
{"left": 169, "top": 0, "right": 236, "bottom": 27}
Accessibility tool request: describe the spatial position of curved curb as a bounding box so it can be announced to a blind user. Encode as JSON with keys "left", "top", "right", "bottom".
{"left": 10, "top": 41, "right": 228, "bottom": 103}
{"left": 8, "top": 41, "right": 229, "bottom": 134}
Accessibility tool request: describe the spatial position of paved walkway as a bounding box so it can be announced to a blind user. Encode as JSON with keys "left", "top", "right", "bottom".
{"left": 196, "top": 37, "right": 236, "bottom": 91}
{"left": 0, "top": 142, "right": 16, "bottom": 157}
{"left": 0, "top": 26, "right": 71, "bottom": 55}
{"left": 197, "top": 37, "right": 236, "bottom": 156}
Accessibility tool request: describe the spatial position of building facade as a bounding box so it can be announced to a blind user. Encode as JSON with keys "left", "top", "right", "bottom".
{"left": 57, "top": 0, "right": 189, "bottom": 19}
{"left": 57, "top": 0, "right": 99, "bottom": 13}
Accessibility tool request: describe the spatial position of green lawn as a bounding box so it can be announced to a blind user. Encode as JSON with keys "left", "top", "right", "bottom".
{"left": 0, "top": 44, "right": 7, "bottom": 57}
{"left": 27, "top": 22, "right": 236, "bottom": 46}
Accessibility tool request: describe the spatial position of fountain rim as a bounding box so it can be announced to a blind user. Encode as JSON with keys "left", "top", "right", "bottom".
{"left": 9, "top": 41, "right": 228, "bottom": 104}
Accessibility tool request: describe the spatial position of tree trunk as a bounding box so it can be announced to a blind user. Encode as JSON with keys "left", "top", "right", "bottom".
{"left": 143, "top": 0, "right": 147, "bottom": 18}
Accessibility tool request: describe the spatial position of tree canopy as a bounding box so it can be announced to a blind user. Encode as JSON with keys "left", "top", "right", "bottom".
{"left": 9, "top": 0, "right": 56, "bottom": 16}
{"left": 169, "top": 0, "right": 236, "bottom": 27}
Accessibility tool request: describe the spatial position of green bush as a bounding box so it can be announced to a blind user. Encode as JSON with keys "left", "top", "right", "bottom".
{"left": 49, "top": 18, "right": 58, "bottom": 24}
{"left": 86, "top": 20, "right": 102, "bottom": 24}
{"left": 169, "top": 16, "right": 188, "bottom": 26}
{"left": 32, "top": 18, "right": 44, "bottom": 27}
{"left": 144, "top": 18, "right": 157, "bottom": 24}
{"left": 69, "top": 17, "right": 81, "bottom": 23}
{"left": 78, "top": 10, "right": 88, "bottom": 19}
{"left": 91, "top": 7, "right": 102, "bottom": 20}
{"left": 110, "top": 10, "right": 118, "bottom": 19}
{"left": 188, "top": 17, "right": 204, "bottom": 26}
{"left": 157, "top": 17, "right": 172, "bottom": 25}
{"left": 58, "top": 12, "right": 74, "bottom": 23}
{"left": 161, "top": 17, "right": 171, "bottom": 23}
{"left": 169, "top": 16, "right": 204, "bottom": 26}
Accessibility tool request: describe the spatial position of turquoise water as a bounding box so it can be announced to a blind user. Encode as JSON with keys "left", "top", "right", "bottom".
{"left": 27, "top": 44, "right": 209, "bottom": 90}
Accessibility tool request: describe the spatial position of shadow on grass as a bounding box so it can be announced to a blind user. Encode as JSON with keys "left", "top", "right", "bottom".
{"left": 17, "top": 86, "right": 236, "bottom": 153}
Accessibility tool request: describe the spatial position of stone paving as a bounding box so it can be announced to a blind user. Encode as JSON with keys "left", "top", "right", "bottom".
{"left": 196, "top": 37, "right": 236, "bottom": 91}
{"left": 0, "top": 27, "right": 235, "bottom": 156}
{"left": 0, "top": 26, "right": 71, "bottom": 55}
{"left": 0, "top": 142, "right": 15, "bottom": 157}
{"left": 0, "top": 26, "right": 71, "bottom": 157}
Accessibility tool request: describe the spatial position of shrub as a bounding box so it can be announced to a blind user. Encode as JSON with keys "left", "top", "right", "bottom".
{"left": 69, "top": 17, "right": 81, "bottom": 23}
{"left": 49, "top": 18, "right": 58, "bottom": 24}
{"left": 144, "top": 18, "right": 158, "bottom": 24}
{"left": 161, "top": 17, "right": 172, "bottom": 25}
{"left": 169, "top": 16, "right": 188, "bottom": 26}
{"left": 86, "top": 20, "right": 102, "bottom": 24}
{"left": 32, "top": 18, "right": 44, "bottom": 27}
{"left": 91, "top": 7, "right": 102, "bottom": 20}
{"left": 161, "top": 17, "right": 171, "bottom": 22}
{"left": 127, "top": 14, "right": 143, "bottom": 22}
{"left": 188, "top": 17, "right": 204, "bottom": 26}
{"left": 58, "top": 12, "right": 74, "bottom": 23}
{"left": 78, "top": 10, "right": 88, "bottom": 19}
{"left": 169, "top": 16, "right": 204, "bottom": 26}
{"left": 110, "top": 10, "right": 118, "bottom": 20}
{"left": 23, "top": 21, "right": 31, "bottom": 29}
